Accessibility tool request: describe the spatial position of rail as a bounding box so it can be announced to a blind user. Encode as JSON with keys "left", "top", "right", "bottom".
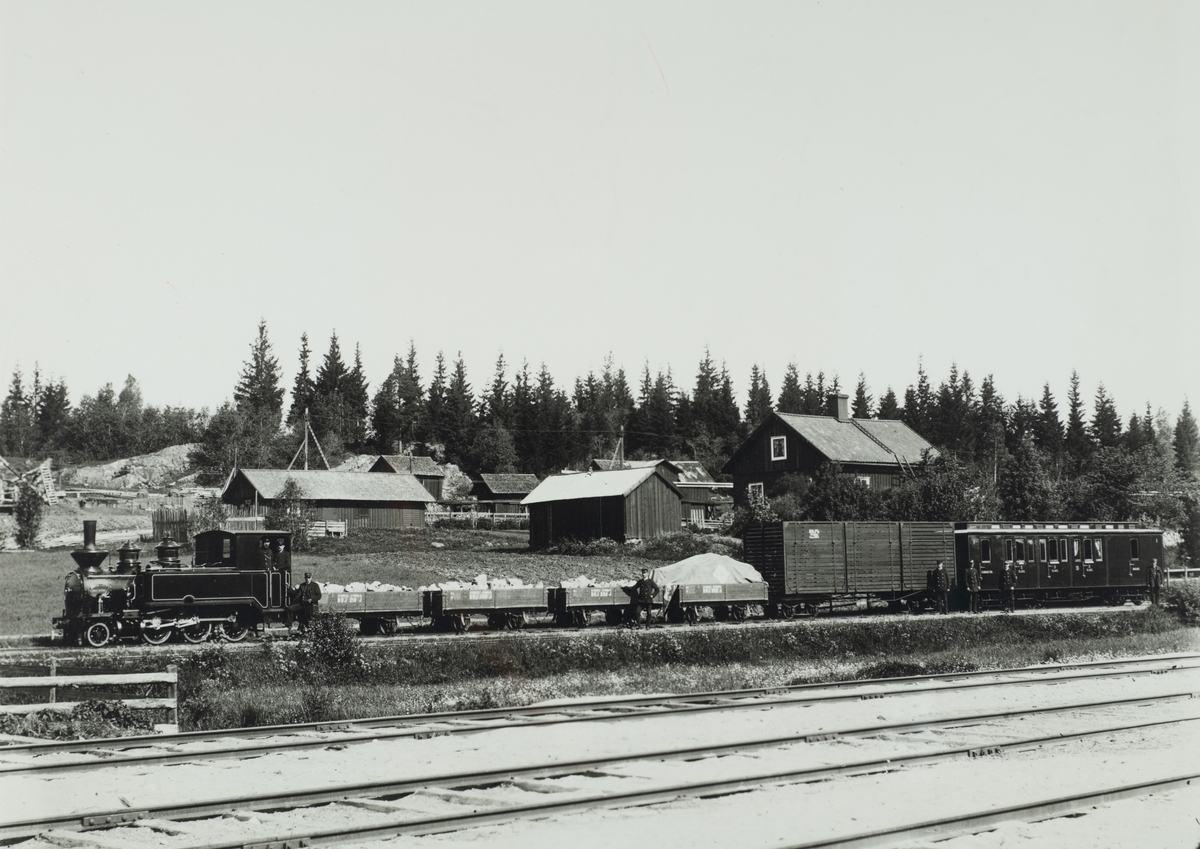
{"left": 0, "top": 660, "right": 177, "bottom": 730}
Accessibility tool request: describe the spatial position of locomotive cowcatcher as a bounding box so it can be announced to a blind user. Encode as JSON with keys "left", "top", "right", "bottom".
{"left": 54, "top": 521, "right": 294, "bottom": 647}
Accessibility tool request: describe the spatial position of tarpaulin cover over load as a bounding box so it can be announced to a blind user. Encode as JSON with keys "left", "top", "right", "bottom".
{"left": 649, "top": 553, "right": 764, "bottom": 587}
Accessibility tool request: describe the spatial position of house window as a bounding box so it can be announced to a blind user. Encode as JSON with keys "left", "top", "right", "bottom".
{"left": 747, "top": 482, "right": 765, "bottom": 499}
{"left": 770, "top": 436, "right": 787, "bottom": 461}
{"left": 855, "top": 475, "right": 871, "bottom": 487}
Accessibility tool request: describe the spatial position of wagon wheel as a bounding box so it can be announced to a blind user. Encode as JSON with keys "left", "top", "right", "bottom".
{"left": 778, "top": 604, "right": 795, "bottom": 620}
{"left": 730, "top": 605, "right": 746, "bottom": 623}
{"left": 488, "top": 613, "right": 508, "bottom": 631}
{"left": 359, "top": 618, "right": 379, "bottom": 636}
{"left": 506, "top": 612, "right": 525, "bottom": 630}
{"left": 378, "top": 618, "right": 397, "bottom": 635}
{"left": 572, "top": 610, "right": 588, "bottom": 628}
{"left": 84, "top": 621, "right": 112, "bottom": 648}
{"left": 684, "top": 606, "right": 699, "bottom": 625}
{"left": 180, "top": 622, "right": 212, "bottom": 644}
{"left": 220, "top": 621, "right": 250, "bottom": 642}
{"left": 141, "top": 626, "right": 173, "bottom": 645}
{"left": 714, "top": 605, "right": 729, "bottom": 622}
{"left": 453, "top": 614, "right": 470, "bottom": 634}
{"left": 605, "top": 609, "right": 624, "bottom": 626}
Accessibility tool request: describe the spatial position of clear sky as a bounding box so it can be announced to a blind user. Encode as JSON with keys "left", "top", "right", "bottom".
{"left": 2, "top": 1, "right": 1197, "bottom": 426}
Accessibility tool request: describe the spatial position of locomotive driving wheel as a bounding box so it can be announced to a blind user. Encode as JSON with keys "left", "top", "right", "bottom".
{"left": 141, "top": 626, "right": 172, "bottom": 645}
{"left": 180, "top": 622, "right": 212, "bottom": 643}
{"left": 84, "top": 621, "right": 112, "bottom": 648}
{"left": 220, "top": 621, "right": 250, "bottom": 642}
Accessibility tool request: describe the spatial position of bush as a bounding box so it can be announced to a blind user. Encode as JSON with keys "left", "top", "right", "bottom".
{"left": 265, "top": 477, "right": 315, "bottom": 552}
{"left": 430, "top": 515, "right": 530, "bottom": 531}
{"left": 295, "top": 613, "right": 370, "bottom": 682}
{"left": 14, "top": 479, "right": 44, "bottom": 549}
{"left": 1164, "top": 579, "right": 1200, "bottom": 626}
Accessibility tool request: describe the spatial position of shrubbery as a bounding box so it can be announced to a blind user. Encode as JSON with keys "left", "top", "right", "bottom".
{"left": 430, "top": 515, "right": 530, "bottom": 531}
{"left": 0, "top": 700, "right": 156, "bottom": 740}
{"left": 1164, "top": 579, "right": 1200, "bottom": 626}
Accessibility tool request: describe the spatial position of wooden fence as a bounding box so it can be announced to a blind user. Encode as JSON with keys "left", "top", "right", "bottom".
{"left": 152, "top": 507, "right": 190, "bottom": 543}
{"left": 0, "top": 661, "right": 178, "bottom": 731}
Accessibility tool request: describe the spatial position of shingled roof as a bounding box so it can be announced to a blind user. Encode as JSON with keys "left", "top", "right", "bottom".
{"left": 725, "top": 412, "right": 935, "bottom": 471}
{"left": 225, "top": 469, "right": 436, "bottom": 503}
{"left": 522, "top": 467, "right": 682, "bottom": 505}
{"left": 477, "top": 473, "right": 540, "bottom": 496}
{"left": 371, "top": 455, "right": 444, "bottom": 477}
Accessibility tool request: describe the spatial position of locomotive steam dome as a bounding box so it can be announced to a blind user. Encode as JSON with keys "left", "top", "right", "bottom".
{"left": 70, "top": 520, "right": 109, "bottom": 575}
{"left": 116, "top": 542, "right": 141, "bottom": 574}
{"left": 155, "top": 535, "right": 181, "bottom": 567}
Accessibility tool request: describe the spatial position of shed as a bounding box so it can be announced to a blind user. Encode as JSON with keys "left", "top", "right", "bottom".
{"left": 368, "top": 455, "right": 446, "bottom": 500}
{"left": 221, "top": 468, "right": 436, "bottom": 533}
{"left": 471, "top": 473, "right": 540, "bottom": 514}
{"left": 521, "top": 467, "right": 683, "bottom": 548}
{"left": 722, "top": 394, "right": 936, "bottom": 506}
{"left": 588, "top": 458, "right": 732, "bottom": 526}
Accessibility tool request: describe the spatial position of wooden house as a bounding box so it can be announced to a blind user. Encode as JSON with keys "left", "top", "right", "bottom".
{"left": 368, "top": 454, "right": 445, "bottom": 500}
{"left": 221, "top": 468, "right": 436, "bottom": 533}
{"left": 522, "top": 467, "right": 683, "bottom": 548}
{"left": 470, "top": 474, "right": 540, "bottom": 514}
{"left": 722, "top": 394, "right": 936, "bottom": 506}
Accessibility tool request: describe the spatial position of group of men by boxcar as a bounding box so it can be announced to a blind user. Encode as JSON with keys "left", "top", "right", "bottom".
{"left": 929, "top": 559, "right": 1166, "bottom": 614}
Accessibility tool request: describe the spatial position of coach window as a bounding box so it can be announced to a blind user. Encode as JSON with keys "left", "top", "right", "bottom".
{"left": 1094, "top": 539, "right": 1103, "bottom": 561}
{"left": 1038, "top": 538, "right": 1048, "bottom": 563}
{"left": 1005, "top": 539, "right": 1014, "bottom": 562}
{"left": 1060, "top": 539, "right": 1068, "bottom": 563}
{"left": 223, "top": 539, "right": 232, "bottom": 559}
{"left": 1083, "top": 539, "right": 1095, "bottom": 561}
{"left": 770, "top": 436, "right": 787, "bottom": 461}
{"left": 1014, "top": 539, "right": 1026, "bottom": 563}
{"left": 1130, "top": 539, "right": 1140, "bottom": 560}
{"left": 1046, "top": 539, "right": 1058, "bottom": 562}
{"left": 980, "top": 539, "right": 992, "bottom": 563}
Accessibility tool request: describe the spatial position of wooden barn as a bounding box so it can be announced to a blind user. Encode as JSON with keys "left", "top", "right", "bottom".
{"left": 723, "top": 394, "right": 936, "bottom": 506}
{"left": 221, "top": 468, "right": 436, "bottom": 532}
{"left": 368, "top": 455, "right": 445, "bottom": 500}
{"left": 589, "top": 458, "right": 732, "bottom": 527}
{"left": 522, "top": 467, "right": 683, "bottom": 548}
{"left": 470, "top": 473, "right": 540, "bottom": 514}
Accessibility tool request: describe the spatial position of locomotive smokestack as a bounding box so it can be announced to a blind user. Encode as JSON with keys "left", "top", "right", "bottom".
{"left": 71, "top": 520, "right": 109, "bottom": 575}
{"left": 82, "top": 520, "right": 98, "bottom": 551}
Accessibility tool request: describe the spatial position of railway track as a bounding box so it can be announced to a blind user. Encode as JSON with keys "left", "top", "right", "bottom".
{"left": 3, "top": 687, "right": 1196, "bottom": 846}
{"left": 3, "top": 653, "right": 1197, "bottom": 776}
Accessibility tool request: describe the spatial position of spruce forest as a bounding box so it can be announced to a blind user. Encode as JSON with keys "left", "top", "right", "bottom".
{"left": 2, "top": 321, "right": 1198, "bottom": 548}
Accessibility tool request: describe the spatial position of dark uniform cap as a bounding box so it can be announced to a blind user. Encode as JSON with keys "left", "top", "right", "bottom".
{"left": 304, "top": 572, "right": 312, "bottom": 579}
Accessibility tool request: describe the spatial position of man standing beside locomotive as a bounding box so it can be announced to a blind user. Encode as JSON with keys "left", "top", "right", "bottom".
{"left": 964, "top": 561, "right": 982, "bottom": 614}
{"left": 628, "top": 568, "right": 660, "bottom": 628}
{"left": 294, "top": 572, "right": 322, "bottom": 633}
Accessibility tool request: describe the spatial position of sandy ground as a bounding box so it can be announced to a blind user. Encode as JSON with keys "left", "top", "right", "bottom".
{"left": 3, "top": 659, "right": 1198, "bottom": 848}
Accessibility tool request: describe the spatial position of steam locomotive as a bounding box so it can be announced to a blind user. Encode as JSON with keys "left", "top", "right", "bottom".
{"left": 54, "top": 521, "right": 293, "bottom": 647}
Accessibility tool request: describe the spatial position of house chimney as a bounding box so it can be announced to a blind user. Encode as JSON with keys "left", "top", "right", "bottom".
{"left": 827, "top": 393, "right": 850, "bottom": 421}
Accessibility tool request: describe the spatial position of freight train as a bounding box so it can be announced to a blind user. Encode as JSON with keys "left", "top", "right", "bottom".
{"left": 53, "top": 519, "right": 1164, "bottom": 647}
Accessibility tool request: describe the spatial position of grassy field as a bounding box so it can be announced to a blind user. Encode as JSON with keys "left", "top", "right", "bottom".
{"left": 1, "top": 551, "right": 68, "bottom": 636}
